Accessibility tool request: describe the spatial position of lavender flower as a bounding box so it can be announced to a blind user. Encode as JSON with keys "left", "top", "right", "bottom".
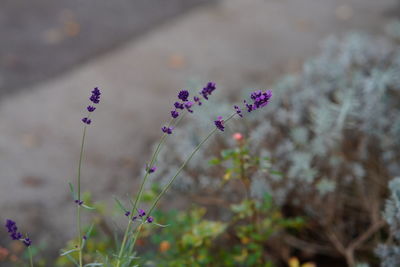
{"left": 89, "top": 87, "right": 101, "bottom": 104}
{"left": 194, "top": 96, "right": 202, "bottom": 106}
{"left": 146, "top": 216, "right": 154, "bottom": 223}
{"left": 132, "top": 216, "right": 138, "bottom": 221}
{"left": 82, "top": 235, "right": 87, "bottom": 241}
{"left": 75, "top": 200, "right": 83, "bottom": 205}
{"left": 178, "top": 90, "right": 189, "bottom": 102}
{"left": 162, "top": 126, "right": 173, "bottom": 134}
{"left": 138, "top": 209, "right": 146, "bottom": 217}
{"left": 5, "top": 219, "right": 17, "bottom": 234}
{"left": 87, "top": 106, "right": 96, "bottom": 112}
{"left": 5, "top": 219, "right": 31, "bottom": 247}
{"left": 184, "top": 101, "right": 194, "bottom": 113}
{"left": 171, "top": 110, "right": 179, "bottom": 118}
{"left": 125, "top": 211, "right": 131, "bottom": 217}
{"left": 174, "top": 102, "right": 184, "bottom": 110}
{"left": 82, "top": 117, "right": 91, "bottom": 125}
{"left": 200, "top": 82, "right": 216, "bottom": 100}
{"left": 234, "top": 105, "right": 243, "bottom": 117}
{"left": 248, "top": 89, "right": 272, "bottom": 111}
{"left": 82, "top": 87, "right": 101, "bottom": 124}
{"left": 23, "top": 238, "right": 32, "bottom": 247}
{"left": 215, "top": 116, "right": 225, "bottom": 131}
{"left": 146, "top": 164, "right": 157, "bottom": 174}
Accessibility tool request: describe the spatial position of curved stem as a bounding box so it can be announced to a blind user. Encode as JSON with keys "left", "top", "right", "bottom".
{"left": 125, "top": 113, "right": 237, "bottom": 253}
{"left": 148, "top": 128, "right": 217, "bottom": 216}
{"left": 148, "top": 112, "right": 236, "bottom": 216}
{"left": 77, "top": 125, "right": 87, "bottom": 267}
{"left": 116, "top": 113, "right": 187, "bottom": 267}
{"left": 28, "top": 246, "right": 34, "bottom": 267}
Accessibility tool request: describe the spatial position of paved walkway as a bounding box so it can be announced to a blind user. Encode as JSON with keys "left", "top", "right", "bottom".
{"left": 0, "top": 0, "right": 397, "bottom": 252}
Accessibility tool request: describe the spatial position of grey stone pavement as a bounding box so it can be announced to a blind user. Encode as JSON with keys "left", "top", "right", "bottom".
{"left": 0, "top": 0, "right": 214, "bottom": 96}
{"left": 0, "top": 0, "right": 398, "bottom": 254}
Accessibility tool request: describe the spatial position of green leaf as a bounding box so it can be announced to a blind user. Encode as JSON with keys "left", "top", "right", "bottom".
{"left": 221, "top": 149, "right": 235, "bottom": 159}
{"left": 66, "top": 254, "right": 79, "bottom": 266}
{"left": 84, "top": 263, "right": 103, "bottom": 267}
{"left": 82, "top": 224, "right": 95, "bottom": 249}
{"left": 208, "top": 157, "right": 221, "bottom": 165}
{"left": 270, "top": 170, "right": 283, "bottom": 176}
{"left": 60, "top": 248, "right": 79, "bottom": 256}
{"left": 114, "top": 197, "right": 128, "bottom": 212}
{"left": 69, "top": 182, "right": 77, "bottom": 200}
{"left": 81, "top": 204, "right": 95, "bottom": 210}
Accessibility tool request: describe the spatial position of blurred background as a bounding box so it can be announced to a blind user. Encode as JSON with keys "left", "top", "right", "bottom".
{"left": 1, "top": 0, "right": 400, "bottom": 266}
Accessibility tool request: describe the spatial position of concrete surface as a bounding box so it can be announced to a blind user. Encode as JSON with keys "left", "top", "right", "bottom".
{"left": 0, "top": 0, "right": 398, "bottom": 257}
{"left": 0, "top": 0, "right": 214, "bottom": 97}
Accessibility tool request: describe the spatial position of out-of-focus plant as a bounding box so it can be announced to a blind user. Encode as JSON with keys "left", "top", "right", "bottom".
{"left": 5, "top": 82, "right": 273, "bottom": 267}
{"left": 142, "top": 135, "right": 303, "bottom": 267}
{"left": 145, "top": 196, "right": 303, "bottom": 267}
{"left": 153, "top": 28, "right": 400, "bottom": 266}
{"left": 287, "top": 257, "right": 316, "bottom": 267}
{"left": 376, "top": 177, "right": 400, "bottom": 267}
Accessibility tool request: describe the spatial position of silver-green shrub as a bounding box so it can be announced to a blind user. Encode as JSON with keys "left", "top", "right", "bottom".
{"left": 154, "top": 31, "right": 400, "bottom": 197}
{"left": 376, "top": 177, "right": 400, "bottom": 267}
{"left": 152, "top": 26, "right": 400, "bottom": 265}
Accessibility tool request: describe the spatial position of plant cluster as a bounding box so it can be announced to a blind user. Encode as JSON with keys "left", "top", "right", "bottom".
{"left": 152, "top": 30, "right": 400, "bottom": 266}
{"left": 3, "top": 81, "right": 272, "bottom": 267}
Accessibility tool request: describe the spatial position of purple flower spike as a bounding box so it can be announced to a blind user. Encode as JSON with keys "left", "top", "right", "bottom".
{"left": 138, "top": 209, "right": 146, "bottom": 217}
{"left": 90, "top": 87, "right": 101, "bottom": 104}
{"left": 125, "top": 211, "right": 131, "bottom": 217}
{"left": 11, "top": 232, "right": 23, "bottom": 240}
{"left": 247, "top": 89, "right": 272, "bottom": 112}
{"left": 146, "top": 164, "right": 157, "bottom": 174}
{"left": 132, "top": 216, "right": 138, "bottom": 221}
{"left": 194, "top": 96, "right": 202, "bottom": 106}
{"left": 201, "top": 82, "right": 216, "bottom": 100}
{"left": 75, "top": 200, "right": 83, "bottom": 205}
{"left": 87, "top": 106, "right": 96, "bottom": 112}
{"left": 234, "top": 105, "right": 243, "bottom": 117}
{"left": 82, "top": 87, "right": 101, "bottom": 123}
{"left": 146, "top": 216, "right": 154, "bottom": 223}
{"left": 174, "top": 102, "right": 184, "bottom": 110}
{"left": 23, "top": 238, "right": 32, "bottom": 247}
{"left": 6, "top": 219, "right": 17, "bottom": 233}
{"left": 184, "top": 101, "right": 194, "bottom": 113}
{"left": 171, "top": 110, "right": 179, "bottom": 118}
{"left": 215, "top": 116, "right": 225, "bottom": 131}
{"left": 178, "top": 90, "right": 189, "bottom": 102}
{"left": 5, "top": 219, "right": 29, "bottom": 245}
{"left": 83, "top": 235, "right": 87, "bottom": 241}
{"left": 82, "top": 117, "right": 91, "bottom": 125}
{"left": 162, "top": 126, "right": 173, "bottom": 135}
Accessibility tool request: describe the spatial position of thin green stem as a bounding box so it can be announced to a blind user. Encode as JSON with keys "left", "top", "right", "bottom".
{"left": 121, "top": 112, "right": 237, "bottom": 253}
{"left": 130, "top": 223, "right": 144, "bottom": 252}
{"left": 148, "top": 112, "right": 236, "bottom": 216}
{"left": 148, "top": 128, "right": 217, "bottom": 216}
{"left": 116, "top": 114, "right": 187, "bottom": 267}
{"left": 28, "top": 246, "right": 34, "bottom": 267}
{"left": 76, "top": 125, "right": 87, "bottom": 267}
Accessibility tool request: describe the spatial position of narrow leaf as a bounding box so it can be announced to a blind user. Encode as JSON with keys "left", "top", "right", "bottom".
{"left": 60, "top": 248, "right": 79, "bottom": 256}
{"left": 153, "top": 222, "right": 170, "bottom": 228}
{"left": 114, "top": 197, "right": 128, "bottom": 212}
{"left": 66, "top": 254, "right": 79, "bottom": 266}
{"left": 69, "top": 182, "right": 77, "bottom": 199}
{"left": 82, "top": 204, "right": 95, "bottom": 210}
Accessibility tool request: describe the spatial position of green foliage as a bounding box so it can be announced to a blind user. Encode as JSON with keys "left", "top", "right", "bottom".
{"left": 143, "top": 193, "right": 303, "bottom": 267}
